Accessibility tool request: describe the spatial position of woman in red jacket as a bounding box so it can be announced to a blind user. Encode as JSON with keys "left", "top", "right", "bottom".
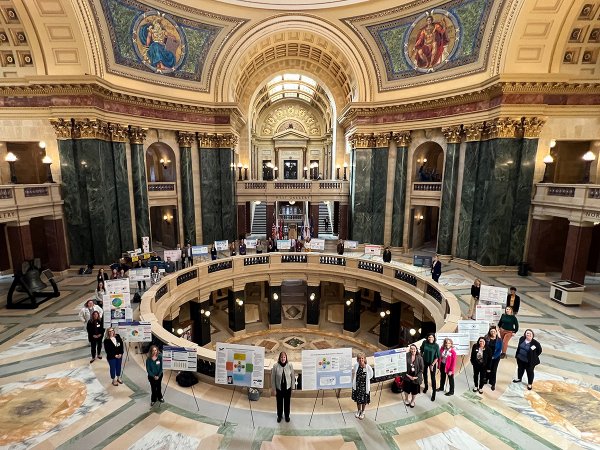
{"left": 437, "top": 337, "right": 457, "bottom": 396}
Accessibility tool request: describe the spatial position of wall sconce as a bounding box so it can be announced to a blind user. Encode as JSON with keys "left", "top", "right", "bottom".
{"left": 309, "top": 293, "right": 316, "bottom": 301}
{"left": 176, "top": 328, "right": 184, "bottom": 335}
{"left": 237, "top": 162, "right": 243, "bottom": 181}
{"left": 243, "top": 165, "right": 248, "bottom": 181}
{"left": 415, "top": 214, "right": 424, "bottom": 225}
{"left": 409, "top": 328, "right": 416, "bottom": 336}
{"left": 336, "top": 165, "right": 341, "bottom": 180}
{"left": 289, "top": 200, "right": 295, "bottom": 205}
{"left": 310, "top": 162, "right": 319, "bottom": 180}
{"left": 582, "top": 151, "right": 596, "bottom": 183}
{"left": 272, "top": 293, "right": 279, "bottom": 301}
{"left": 255, "top": 200, "right": 261, "bottom": 205}
{"left": 236, "top": 298, "right": 244, "bottom": 307}
{"left": 303, "top": 166, "right": 308, "bottom": 179}
{"left": 4, "top": 152, "right": 17, "bottom": 184}
{"left": 159, "top": 158, "right": 171, "bottom": 170}
{"left": 163, "top": 213, "right": 172, "bottom": 225}
{"left": 417, "top": 157, "right": 428, "bottom": 164}
{"left": 42, "top": 155, "right": 54, "bottom": 183}
{"left": 273, "top": 166, "right": 278, "bottom": 179}
{"left": 343, "top": 162, "right": 348, "bottom": 181}
{"left": 379, "top": 311, "right": 386, "bottom": 318}
{"left": 345, "top": 299, "right": 353, "bottom": 307}
{"left": 541, "top": 154, "right": 554, "bottom": 183}
{"left": 201, "top": 309, "right": 211, "bottom": 318}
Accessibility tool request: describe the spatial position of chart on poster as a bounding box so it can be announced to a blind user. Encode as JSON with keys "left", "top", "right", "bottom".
{"left": 163, "top": 346, "right": 197, "bottom": 371}
{"left": 435, "top": 332, "right": 470, "bottom": 355}
{"left": 301, "top": 348, "right": 353, "bottom": 390}
{"left": 458, "top": 320, "right": 489, "bottom": 342}
{"left": 215, "top": 343, "right": 265, "bottom": 388}
{"left": 373, "top": 348, "right": 407, "bottom": 379}
{"left": 118, "top": 321, "right": 152, "bottom": 342}
{"left": 476, "top": 304, "right": 503, "bottom": 323}
{"left": 480, "top": 285, "right": 508, "bottom": 304}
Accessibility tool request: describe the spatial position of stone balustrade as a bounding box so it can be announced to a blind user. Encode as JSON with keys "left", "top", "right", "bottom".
{"left": 236, "top": 180, "right": 349, "bottom": 202}
{"left": 0, "top": 184, "right": 63, "bottom": 222}
{"left": 532, "top": 183, "right": 600, "bottom": 222}
{"left": 410, "top": 182, "right": 442, "bottom": 205}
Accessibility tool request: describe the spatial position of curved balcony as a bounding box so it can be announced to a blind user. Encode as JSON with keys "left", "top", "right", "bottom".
{"left": 531, "top": 183, "right": 600, "bottom": 222}
{"left": 236, "top": 180, "right": 350, "bottom": 202}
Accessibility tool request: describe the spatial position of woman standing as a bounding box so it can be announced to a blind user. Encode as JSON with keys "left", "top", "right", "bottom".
{"left": 498, "top": 306, "right": 519, "bottom": 358}
{"left": 97, "top": 268, "right": 109, "bottom": 285}
{"left": 271, "top": 351, "right": 294, "bottom": 423}
{"left": 470, "top": 337, "right": 491, "bottom": 394}
{"left": 86, "top": 310, "right": 104, "bottom": 363}
{"left": 437, "top": 338, "right": 457, "bottom": 396}
{"left": 79, "top": 299, "right": 103, "bottom": 328}
{"left": 420, "top": 333, "right": 440, "bottom": 399}
{"left": 485, "top": 327, "right": 503, "bottom": 390}
{"left": 150, "top": 265, "right": 161, "bottom": 285}
{"left": 513, "top": 329, "right": 542, "bottom": 390}
{"left": 351, "top": 352, "right": 374, "bottom": 420}
{"left": 403, "top": 344, "right": 424, "bottom": 408}
{"left": 210, "top": 244, "right": 217, "bottom": 260}
{"left": 146, "top": 345, "right": 164, "bottom": 406}
{"left": 468, "top": 279, "right": 481, "bottom": 319}
{"left": 95, "top": 281, "right": 106, "bottom": 307}
{"left": 103, "top": 328, "right": 124, "bottom": 386}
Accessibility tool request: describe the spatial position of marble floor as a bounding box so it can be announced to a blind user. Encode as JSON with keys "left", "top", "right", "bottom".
{"left": 0, "top": 263, "right": 599, "bottom": 450}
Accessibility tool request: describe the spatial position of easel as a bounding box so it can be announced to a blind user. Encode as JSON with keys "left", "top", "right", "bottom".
{"left": 121, "top": 341, "right": 146, "bottom": 377}
{"left": 159, "top": 368, "right": 200, "bottom": 411}
{"left": 222, "top": 385, "right": 256, "bottom": 428}
{"left": 373, "top": 378, "right": 408, "bottom": 421}
{"left": 459, "top": 355, "right": 471, "bottom": 390}
{"left": 308, "top": 389, "right": 346, "bottom": 426}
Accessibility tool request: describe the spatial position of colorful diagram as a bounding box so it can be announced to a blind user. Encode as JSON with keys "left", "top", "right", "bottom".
{"left": 318, "top": 357, "right": 331, "bottom": 369}
{"left": 111, "top": 295, "right": 124, "bottom": 308}
{"left": 224, "top": 352, "right": 254, "bottom": 386}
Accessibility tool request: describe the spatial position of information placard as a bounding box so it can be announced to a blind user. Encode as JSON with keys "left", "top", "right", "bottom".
{"left": 215, "top": 240, "right": 229, "bottom": 251}
{"left": 345, "top": 240, "right": 358, "bottom": 249}
{"left": 163, "top": 250, "right": 181, "bottom": 261}
{"left": 364, "top": 245, "right": 381, "bottom": 255}
{"left": 309, "top": 238, "right": 325, "bottom": 251}
{"left": 301, "top": 348, "right": 353, "bottom": 390}
{"left": 163, "top": 346, "right": 197, "bottom": 371}
{"left": 458, "top": 320, "right": 489, "bottom": 342}
{"left": 480, "top": 285, "right": 508, "bottom": 305}
{"left": 191, "top": 245, "right": 209, "bottom": 256}
{"left": 215, "top": 343, "right": 265, "bottom": 388}
{"left": 277, "top": 239, "right": 292, "bottom": 250}
{"left": 103, "top": 306, "right": 133, "bottom": 327}
{"left": 118, "top": 321, "right": 152, "bottom": 342}
{"left": 105, "top": 279, "right": 130, "bottom": 295}
{"left": 374, "top": 348, "right": 407, "bottom": 379}
{"left": 245, "top": 239, "right": 257, "bottom": 249}
{"left": 476, "top": 304, "right": 503, "bottom": 323}
{"left": 129, "top": 268, "right": 151, "bottom": 282}
{"left": 436, "top": 332, "right": 470, "bottom": 355}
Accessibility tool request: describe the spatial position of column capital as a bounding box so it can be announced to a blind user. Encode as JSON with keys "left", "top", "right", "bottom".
{"left": 108, "top": 123, "right": 128, "bottom": 142}
{"left": 464, "top": 122, "right": 485, "bottom": 142}
{"left": 197, "top": 133, "right": 238, "bottom": 148}
{"left": 72, "top": 119, "right": 110, "bottom": 140}
{"left": 128, "top": 126, "right": 147, "bottom": 144}
{"left": 50, "top": 118, "right": 72, "bottom": 140}
{"left": 486, "top": 117, "right": 523, "bottom": 139}
{"left": 349, "top": 133, "right": 375, "bottom": 149}
{"left": 442, "top": 125, "right": 463, "bottom": 144}
{"left": 522, "top": 117, "right": 546, "bottom": 138}
{"left": 177, "top": 131, "right": 196, "bottom": 148}
{"left": 374, "top": 132, "right": 391, "bottom": 148}
{"left": 392, "top": 131, "right": 411, "bottom": 147}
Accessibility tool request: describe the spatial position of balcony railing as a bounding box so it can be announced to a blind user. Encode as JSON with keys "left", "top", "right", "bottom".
{"left": 0, "top": 184, "right": 63, "bottom": 220}
{"left": 411, "top": 182, "right": 442, "bottom": 203}
{"left": 237, "top": 180, "right": 350, "bottom": 200}
{"left": 148, "top": 182, "right": 176, "bottom": 192}
{"left": 532, "top": 183, "right": 600, "bottom": 219}
{"left": 413, "top": 182, "right": 442, "bottom": 192}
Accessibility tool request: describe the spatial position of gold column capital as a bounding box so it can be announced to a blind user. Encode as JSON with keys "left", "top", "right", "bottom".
{"left": 374, "top": 132, "right": 391, "bottom": 148}
{"left": 392, "top": 131, "right": 411, "bottom": 147}
{"left": 128, "top": 126, "right": 147, "bottom": 144}
{"left": 464, "top": 122, "right": 485, "bottom": 142}
{"left": 72, "top": 119, "right": 110, "bottom": 140}
{"left": 522, "top": 117, "right": 546, "bottom": 138}
{"left": 486, "top": 117, "right": 523, "bottom": 139}
{"left": 108, "top": 123, "right": 128, "bottom": 142}
{"left": 50, "top": 118, "right": 72, "bottom": 140}
{"left": 442, "top": 125, "right": 463, "bottom": 144}
{"left": 349, "top": 133, "right": 375, "bottom": 149}
{"left": 177, "top": 131, "right": 196, "bottom": 147}
{"left": 197, "top": 133, "right": 238, "bottom": 148}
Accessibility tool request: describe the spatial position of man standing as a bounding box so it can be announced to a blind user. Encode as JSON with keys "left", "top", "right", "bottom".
{"left": 506, "top": 287, "right": 521, "bottom": 315}
{"left": 431, "top": 255, "right": 442, "bottom": 282}
{"left": 337, "top": 239, "right": 344, "bottom": 255}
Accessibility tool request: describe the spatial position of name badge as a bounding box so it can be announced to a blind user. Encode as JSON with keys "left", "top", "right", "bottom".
{"left": 116, "top": 342, "right": 121, "bottom": 347}
{"left": 96, "top": 324, "right": 100, "bottom": 327}
{"left": 156, "top": 361, "right": 160, "bottom": 365}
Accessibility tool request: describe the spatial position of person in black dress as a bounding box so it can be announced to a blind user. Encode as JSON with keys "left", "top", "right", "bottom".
{"left": 382, "top": 246, "right": 392, "bottom": 263}
{"left": 351, "top": 352, "right": 374, "bottom": 420}
{"left": 470, "top": 337, "right": 491, "bottom": 394}
{"left": 87, "top": 310, "right": 104, "bottom": 363}
{"left": 403, "top": 344, "right": 424, "bottom": 408}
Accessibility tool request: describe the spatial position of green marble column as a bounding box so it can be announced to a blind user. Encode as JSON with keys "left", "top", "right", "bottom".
{"left": 437, "top": 126, "right": 462, "bottom": 255}
{"left": 111, "top": 140, "right": 134, "bottom": 250}
{"left": 391, "top": 132, "right": 410, "bottom": 248}
{"left": 219, "top": 148, "right": 237, "bottom": 241}
{"left": 129, "top": 128, "right": 150, "bottom": 247}
{"left": 178, "top": 132, "right": 196, "bottom": 245}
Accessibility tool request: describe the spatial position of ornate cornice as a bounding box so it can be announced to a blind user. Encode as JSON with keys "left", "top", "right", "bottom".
{"left": 197, "top": 133, "right": 239, "bottom": 148}
{"left": 349, "top": 133, "right": 376, "bottom": 149}
{"left": 177, "top": 131, "right": 196, "bottom": 148}
{"left": 522, "top": 117, "right": 546, "bottom": 139}
{"left": 464, "top": 122, "right": 485, "bottom": 142}
{"left": 392, "top": 131, "right": 411, "bottom": 147}
{"left": 51, "top": 118, "right": 72, "bottom": 140}
{"left": 108, "top": 123, "right": 128, "bottom": 143}
{"left": 72, "top": 119, "right": 110, "bottom": 140}
{"left": 374, "top": 132, "right": 391, "bottom": 148}
{"left": 128, "top": 127, "right": 146, "bottom": 145}
{"left": 442, "top": 126, "right": 463, "bottom": 144}
{"left": 486, "top": 117, "right": 523, "bottom": 140}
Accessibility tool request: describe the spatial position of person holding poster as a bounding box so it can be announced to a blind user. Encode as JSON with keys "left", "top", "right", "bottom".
{"left": 437, "top": 338, "right": 456, "bottom": 396}
{"left": 485, "top": 327, "right": 503, "bottom": 390}
{"left": 239, "top": 240, "right": 247, "bottom": 256}
{"left": 403, "top": 344, "right": 424, "bottom": 408}
{"left": 420, "top": 334, "right": 440, "bottom": 400}
{"left": 498, "top": 306, "right": 519, "bottom": 358}
{"left": 468, "top": 279, "right": 481, "bottom": 319}
{"left": 470, "top": 337, "right": 491, "bottom": 394}
{"left": 431, "top": 255, "right": 442, "bottom": 282}
{"left": 351, "top": 352, "right": 373, "bottom": 420}
{"left": 146, "top": 345, "right": 164, "bottom": 405}
{"left": 271, "top": 352, "right": 294, "bottom": 423}
{"left": 104, "top": 328, "right": 124, "bottom": 386}
{"left": 513, "top": 329, "right": 542, "bottom": 390}
{"left": 79, "top": 299, "right": 103, "bottom": 329}
{"left": 506, "top": 287, "right": 521, "bottom": 315}
{"left": 86, "top": 310, "right": 104, "bottom": 363}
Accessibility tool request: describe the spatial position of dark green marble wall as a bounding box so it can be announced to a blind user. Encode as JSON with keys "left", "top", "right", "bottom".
{"left": 437, "top": 142, "right": 460, "bottom": 255}
{"left": 455, "top": 141, "right": 480, "bottom": 260}
{"left": 350, "top": 148, "right": 388, "bottom": 245}
{"left": 200, "top": 148, "right": 236, "bottom": 244}
{"left": 180, "top": 146, "right": 196, "bottom": 245}
{"left": 59, "top": 138, "right": 133, "bottom": 264}
{"left": 391, "top": 146, "right": 408, "bottom": 247}
{"left": 130, "top": 143, "right": 150, "bottom": 247}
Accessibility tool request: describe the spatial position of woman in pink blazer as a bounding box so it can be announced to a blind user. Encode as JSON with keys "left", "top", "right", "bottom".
{"left": 437, "top": 337, "right": 457, "bottom": 396}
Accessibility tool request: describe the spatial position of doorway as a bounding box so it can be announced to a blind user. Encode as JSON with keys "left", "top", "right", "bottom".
{"left": 283, "top": 160, "right": 298, "bottom": 180}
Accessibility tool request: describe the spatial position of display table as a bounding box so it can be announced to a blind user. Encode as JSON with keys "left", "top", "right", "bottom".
{"left": 550, "top": 280, "right": 584, "bottom": 306}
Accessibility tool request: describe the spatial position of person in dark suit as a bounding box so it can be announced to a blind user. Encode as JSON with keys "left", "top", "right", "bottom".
{"left": 513, "top": 329, "right": 542, "bottom": 390}
{"left": 470, "top": 337, "right": 491, "bottom": 394}
{"left": 103, "top": 328, "right": 124, "bottom": 386}
{"left": 96, "top": 268, "right": 109, "bottom": 285}
{"left": 431, "top": 255, "right": 442, "bottom": 282}
{"left": 382, "top": 246, "right": 392, "bottom": 263}
{"left": 337, "top": 239, "right": 344, "bottom": 255}
{"left": 506, "top": 287, "right": 521, "bottom": 314}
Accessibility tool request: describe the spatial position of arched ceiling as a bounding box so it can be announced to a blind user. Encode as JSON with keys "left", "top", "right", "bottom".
{"left": 190, "top": 0, "right": 372, "bottom": 10}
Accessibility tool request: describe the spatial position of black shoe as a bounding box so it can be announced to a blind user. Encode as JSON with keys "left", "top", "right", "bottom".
{"left": 159, "top": 398, "right": 164, "bottom": 403}
{"left": 500, "top": 353, "right": 506, "bottom": 359}
{"left": 436, "top": 388, "right": 444, "bottom": 392}
{"left": 512, "top": 379, "right": 521, "bottom": 383}
{"left": 423, "top": 388, "right": 428, "bottom": 394}
{"left": 491, "top": 385, "right": 495, "bottom": 391}
{"left": 277, "top": 417, "right": 282, "bottom": 423}
{"left": 285, "top": 417, "right": 290, "bottom": 422}
{"left": 150, "top": 402, "right": 155, "bottom": 406}
{"left": 445, "top": 392, "right": 453, "bottom": 396}
{"left": 431, "top": 396, "right": 435, "bottom": 402}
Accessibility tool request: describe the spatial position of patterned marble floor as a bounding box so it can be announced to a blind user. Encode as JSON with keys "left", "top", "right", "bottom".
{"left": 0, "top": 263, "right": 599, "bottom": 450}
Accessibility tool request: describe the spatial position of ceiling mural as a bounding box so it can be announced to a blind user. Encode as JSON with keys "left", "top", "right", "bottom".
{"left": 89, "top": 0, "right": 247, "bottom": 91}
{"left": 343, "top": 0, "right": 505, "bottom": 91}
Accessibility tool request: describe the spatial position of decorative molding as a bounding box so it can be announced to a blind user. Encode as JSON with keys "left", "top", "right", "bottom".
{"left": 522, "top": 117, "right": 545, "bottom": 138}
{"left": 349, "top": 133, "right": 376, "bottom": 149}
{"left": 50, "top": 118, "right": 72, "bottom": 140}
{"left": 441, "top": 125, "right": 463, "bottom": 144}
{"left": 177, "top": 131, "right": 196, "bottom": 148}
{"left": 197, "top": 133, "right": 238, "bottom": 148}
{"left": 128, "top": 126, "right": 146, "bottom": 144}
{"left": 108, "top": 123, "right": 128, "bottom": 142}
{"left": 374, "top": 132, "right": 391, "bottom": 147}
{"left": 486, "top": 117, "right": 522, "bottom": 139}
{"left": 72, "top": 119, "right": 110, "bottom": 140}
{"left": 464, "top": 122, "right": 485, "bottom": 142}
{"left": 392, "top": 131, "right": 411, "bottom": 147}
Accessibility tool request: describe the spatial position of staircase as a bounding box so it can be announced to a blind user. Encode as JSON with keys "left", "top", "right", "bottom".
{"left": 318, "top": 201, "right": 332, "bottom": 234}
{"left": 251, "top": 202, "right": 266, "bottom": 235}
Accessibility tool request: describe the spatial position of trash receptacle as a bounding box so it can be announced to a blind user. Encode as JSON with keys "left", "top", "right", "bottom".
{"left": 518, "top": 262, "right": 528, "bottom": 277}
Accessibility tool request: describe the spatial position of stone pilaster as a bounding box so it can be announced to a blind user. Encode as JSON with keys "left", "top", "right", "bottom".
{"left": 178, "top": 131, "right": 196, "bottom": 245}
{"left": 391, "top": 131, "right": 410, "bottom": 248}
{"left": 437, "top": 126, "right": 462, "bottom": 255}
{"left": 129, "top": 127, "right": 150, "bottom": 248}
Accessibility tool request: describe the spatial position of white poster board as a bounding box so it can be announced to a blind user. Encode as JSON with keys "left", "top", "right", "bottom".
{"left": 480, "top": 285, "right": 508, "bottom": 305}
{"left": 374, "top": 348, "right": 407, "bottom": 379}
{"left": 458, "top": 320, "right": 489, "bottom": 342}
{"left": 436, "top": 332, "right": 470, "bottom": 356}
{"left": 163, "top": 250, "right": 181, "bottom": 261}
{"left": 476, "top": 304, "right": 503, "bottom": 323}
{"left": 309, "top": 238, "right": 325, "bottom": 251}
{"left": 129, "top": 268, "right": 151, "bottom": 282}
{"left": 191, "top": 245, "right": 209, "bottom": 256}
{"left": 245, "top": 239, "right": 257, "bottom": 249}
{"left": 345, "top": 240, "right": 358, "bottom": 249}
{"left": 105, "top": 278, "right": 130, "bottom": 295}
{"left": 163, "top": 346, "right": 197, "bottom": 371}
{"left": 215, "top": 343, "right": 265, "bottom": 388}
{"left": 103, "top": 305, "right": 133, "bottom": 327}
{"left": 118, "top": 321, "right": 152, "bottom": 342}
{"left": 364, "top": 245, "right": 381, "bottom": 255}
{"left": 277, "top": 239, "right": 292, "bottom": 250}
{"left": 215, "top": 240, "right": 229, "bottom": 251}
{"left": 301, "top": 348, "right": 353, "bottom": 390}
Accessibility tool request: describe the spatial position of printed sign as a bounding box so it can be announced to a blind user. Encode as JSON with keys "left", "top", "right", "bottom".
{"left": 129, "top": 268, "right": 151, "bottom": 281}
{"left": 277, "top": 239, "right": 292, "bottom": 250}
{"left": 374, "top": 348, "right": 407, "bottom": 379}
{"left": 162, "top": 346, "right": 197, "bottom": 371}
{"left": 309, "top": 238, "right": 325, "bottom": 251}
{"left": 436, "top": 332, "right": 470, "bottom": 356}
{"left": 364, "top": 245, "right": 381, "bottom": 255}
{"left": 301, "top": 348, "right": 353, "bottom": 391}
{"left": 163, "top": 250, "right": 181, "bottom": 261}
{"left": 214, "top": 240, "right": 229, "bottom": 251}
{"left": 476, "top": 304, "right": 503, "bottom": 323}
{"left": 480, "top": 285, "right": 508, "bottom": 305}
{"left": 215, "top": 343, "right": 265, "bottom": 388}
{"left": 191, "top": 245, "right": 209, "bottom": 256}
{"left": 458, "top": 320, "right": 489, "bottom": 342}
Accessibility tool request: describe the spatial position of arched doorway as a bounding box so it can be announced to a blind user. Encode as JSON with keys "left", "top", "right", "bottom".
{"left": 146, "top": 142, "right": 176, "bottom": 183}
{"left": 413, "top": 141, "right": 444, "bottom": 182}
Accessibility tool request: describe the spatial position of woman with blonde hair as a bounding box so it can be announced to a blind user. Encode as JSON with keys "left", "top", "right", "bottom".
{"left": 103, "top": 327, "right": 124, "bottom": 386}
{"left": 351, "top": 352, "right": 374, "bottom": 420}
{"left": 437, "top": 337, "right": 457, "bottom": 396}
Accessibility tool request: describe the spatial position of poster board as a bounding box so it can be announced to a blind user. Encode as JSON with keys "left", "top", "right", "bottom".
{"left": 215, "top": 343, "right": 265, "bottom": 388}
{"left": 214, "top": 240, "right": 229, "bottom": 251}
{"left": 118, "top": 321, "right": 152, "bottom": 342}
{"left": 458, "top": 320, "right": 489, "bottom": 342}
{"left": 191, "top": 245, "right": 209, "bottom": 256}
{"left": 162, "top": 346, "right": 198, "bottom": 371}
{"left": 345, "top": 240, "right": 358, "bottom": 249}
{"left": 277, "top": 239, "right": 292, "bottom": 250}
{"left": 374, "top": 348, "right": 407, "bottom": 379}
{"left": 142, "top": 236, "right": 150, "bottom": 253}
{"left": 301, "top": 348, "right": 353, "bottom": 390}
{"left": 364, "top": 245, "right": 381, "bottom": 255}
{"left": 129, "top": 268, "right": 151, "bottom": 282}
{"left": 309, "top": 239, "right": 325, "bottom": 251}
{"left": 480, "top": 285, "right": 508, "bottom": 305}
{"left": 105, "top": 279, "right": 130, "bottom": 295}
{"left": 476, "top": 304, "right": 503, "bottom": 323}
{"left": 245, "top": 239, "right": 257, "bottom": 249}
{"left": 436, "top": 332, "right": 470, "bottom": 355}
{"left": 163, "top": 250, "right": 181, "bottom": 261}
{"left": 103, "top": 305, "right": 133, "bottom": 327}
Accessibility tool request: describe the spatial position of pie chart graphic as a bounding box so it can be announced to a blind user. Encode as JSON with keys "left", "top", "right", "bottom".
{"left": 111, "top": 297, "right": 123, "bottom": 308}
